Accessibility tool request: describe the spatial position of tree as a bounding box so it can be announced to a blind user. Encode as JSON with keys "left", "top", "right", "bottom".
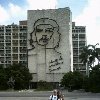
{"left": 5, "top": 64, "right": 32, "bottom": 90}
{"left": 95, "top": 48, "right": 100, "bottom": 64}
{"left": 80, "top": 45, "right": 91, "bottom": 65}
{"left": 0, "top": 66, "right": 8, "bottom": 90}
{"left": 80, "top": 45, "right": 92, "bottom": 76}
{"left": 89, "top": 65, "right": 100, "bottom": 92}
{"left": 80, "top": 43, "right": 100, "bottom": 76}
{"left": 88, "top": 43, "right": 99, "bottom": 67}
{"left": 61, "top": 71, "right": 85, "bottom": 90}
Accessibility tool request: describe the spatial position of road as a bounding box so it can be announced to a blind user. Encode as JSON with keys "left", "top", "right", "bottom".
{"left": 0, "top": 90, "right": 100, "bottom": 100}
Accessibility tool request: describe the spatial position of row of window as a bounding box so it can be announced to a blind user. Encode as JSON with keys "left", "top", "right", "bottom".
{"left": 0, "top": 61, "right": 27, "bottom": 64}
{"left": 73, "top": 64, "right": 86, "bottom": 70}
{"left": 72, "top": 29, "right": 85, "bottom": 33}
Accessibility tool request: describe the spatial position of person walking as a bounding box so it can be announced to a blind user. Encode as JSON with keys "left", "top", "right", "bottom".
{"left": 57, "top": 90, "right": 64, "bottom": 100}
{"left": 49, "top": 89, "right": 58, "bottom": 100}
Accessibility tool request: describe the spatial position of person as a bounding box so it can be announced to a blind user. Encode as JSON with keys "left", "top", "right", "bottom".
{"left": 57, "top": 90, "right": 64, "bottom": 100}
{"left": 49, "top": 89, "right": 58, "bottom": 100}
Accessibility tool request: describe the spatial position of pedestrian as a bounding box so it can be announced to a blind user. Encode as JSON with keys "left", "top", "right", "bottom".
{"left": 49, "top": 89, "right": 58, "bottom": 100}
{"left": 57, "top": 90, "right": 64, "bottom": 100}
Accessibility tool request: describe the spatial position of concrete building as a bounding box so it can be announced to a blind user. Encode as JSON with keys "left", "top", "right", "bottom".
{"left": 0, "top": 7, "right": 87, "bottom": 88}
{"left": 0, "top": 21, "right": 27, "bottom": 67}
{"left": 72, "top": 22, "right": 86, "bottom": 74}
{"left": 27, "top": 7, "right": 73, "bottom": 85}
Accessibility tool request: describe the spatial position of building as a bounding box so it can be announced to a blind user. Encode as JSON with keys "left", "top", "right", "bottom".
{"left": 0, "top": 7, "right": 87, "bottom": 88}
{"left": 0, "top": 21, "right": 27, "bottom": 67}
{"left": 27, "top": 7, "right": 73, "bottom": 85}
{"left": 72, "top": 22, "right": 86, "bottom": 74}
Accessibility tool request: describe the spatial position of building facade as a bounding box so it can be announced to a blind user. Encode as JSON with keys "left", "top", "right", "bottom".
{"left": 0, "top": 8, "right": 87, "bottom": 88}
{"left": 27, "top": 7, "right": 73, "bottom": 83}
{"left": 72, "top": 22, "right": 86, "bottom": 74}
{"left": 0, "top": 21, "right": 27, "bottom": 67}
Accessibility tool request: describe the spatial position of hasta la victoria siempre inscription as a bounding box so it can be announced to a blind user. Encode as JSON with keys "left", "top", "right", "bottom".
{"left": 49, "top": 56, "right": 63, "bottom": 72}
{"left": 29, "top": 18, "right": 64, "bottom": 72}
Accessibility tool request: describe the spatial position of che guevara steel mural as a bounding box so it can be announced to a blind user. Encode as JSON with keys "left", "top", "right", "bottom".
{"left": 29, "top": 18, "right": 63, "bottom": 72}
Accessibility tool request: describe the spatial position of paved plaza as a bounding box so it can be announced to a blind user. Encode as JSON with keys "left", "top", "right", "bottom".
{"left": 0, "top": 97, "right": 100, "bottom": 100}
{"left": 0, "top": 96, "right": 100, "bottom": 100}
{"left": 0, "top": 90, "right": 100, "bottom": 100}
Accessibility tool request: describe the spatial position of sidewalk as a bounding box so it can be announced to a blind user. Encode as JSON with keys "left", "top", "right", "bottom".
{"left": 0, "top": 97, "right": 100, "bottom": 100}
{"left": 0, "top": 89, "right": 100, "bottom": 99}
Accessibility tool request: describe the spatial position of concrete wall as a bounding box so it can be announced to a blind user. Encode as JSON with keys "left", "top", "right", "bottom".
{"left": 27, "top": 7, "right": 73, "bottom": 82}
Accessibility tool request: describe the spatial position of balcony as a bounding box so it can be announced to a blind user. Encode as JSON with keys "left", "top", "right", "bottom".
{"left": 13, "top": 50, "right": 18, "bottom": 53}
{"left": 20, "top": 57, "right": 27, "bottom": 60}
{"left": 0, "top": 30, "right": 4, "bottom": 32}
{"left": 5, "top": 40, "right": 11, "bottom": 43}
{"left": 12, "top": 29, "right": 18, "bottom": 33}
{"left": 6, "top": 43, "right": 11, "bottom": 46}
{"left": 6, "top": 29, "right": 11, "bottom": 32}
{"left": 6, "top": 50, "right": 11, "bottom": 53}
{"left": 13, "top": 36, "right": 18, "bottom": 39}
{"left": 20, "top": 36, "right": 27, "bottom": 39}
{"left": 6, "top": 36, "right": 11, "bottom": 40}
{"left": 0, "top": 50, "right": 4, "bottom": 54}
{"left": 12, "top": 61, "right": 18, "bottom": 64}
{"left": 5, "top": 33, "right": 11, "bottom": 35}
{"left": 6, "top": 57, "right": 11, "bottom": 60}
{"left": 12, "top": 43, "right": 18, "bottom": 46}
{"left": 0, "top": 36, "right": 4, "bottom": 39}
{"left": 20, "top": 43, "right": 27, "bottom": 46}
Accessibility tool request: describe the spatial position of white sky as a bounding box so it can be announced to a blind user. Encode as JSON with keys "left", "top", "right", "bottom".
{"left": 74, "top": 0, "right": 100, "bottom": 47}
{"left": 0, "top": 0, "right": 100, "bottom": 47}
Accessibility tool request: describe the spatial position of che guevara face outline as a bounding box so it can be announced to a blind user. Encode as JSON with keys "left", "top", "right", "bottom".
{"left": 29, "top": 18, "right": 61, "bottom": 50}
{"left": 35, "top": 24, "right": 54, "bottom": 46}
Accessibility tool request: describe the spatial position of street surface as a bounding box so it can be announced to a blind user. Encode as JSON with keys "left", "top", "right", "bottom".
{"left": 0, "top": 90, "right": 100, "bottom": 100}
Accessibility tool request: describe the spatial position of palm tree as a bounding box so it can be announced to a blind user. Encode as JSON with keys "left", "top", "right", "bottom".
{"left": 80, "top": 45, "right": 91, "bottom": 65}
{"left": 80, "top": 45, "right": 91, "bottom": 77}
{"left": 80, "top": 43, "right": 99, "bottom": 77}
{"left": 88, "top": 43, "right": 99, "bottom": 67}
{"left": 95, "top": 48, "right": 100, "bottom": 65}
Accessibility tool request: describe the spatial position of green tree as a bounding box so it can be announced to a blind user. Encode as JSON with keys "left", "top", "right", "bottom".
{"left": 6, "top": 64, "right": 32, "bottom": 90}
{"left": 61, "top": 71, "right": 85, "bottom": 90}
{"left": 80, "top": 45, "right": 91, "bottom": 65}
{"left": 80, "top": 43, "right": 100, "bottom": 76}
{"left": 0, "top": 66, "right": 8, "bottom": 90}
{"left": 88, "top": 44, "right": 99, "bottom": 67}
{"left": 89, "top": 65, "right": 100, "bottom": 92}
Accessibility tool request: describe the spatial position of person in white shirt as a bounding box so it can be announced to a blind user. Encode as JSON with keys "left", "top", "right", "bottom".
{"left": 49, "top": 89, "right": 58, "bottom": 100}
